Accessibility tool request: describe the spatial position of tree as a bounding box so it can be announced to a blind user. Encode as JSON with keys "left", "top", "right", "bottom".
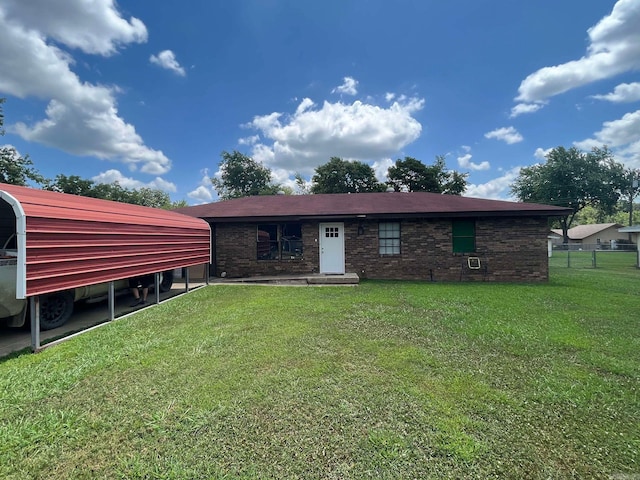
{"left": 0, "top": 98, "right": 46, "bottom": 186}
{"left": 510, "top": 146, "right": 624, "bottom": 242}
{"left": 574, "top": 202, "right": 640, "bottom": 227}
{"left": 0, "top": 148, "right": 46, "bottom": 186}
{"left": 387, "top": 155, "right": 467, "bottom": 195}
{"left": 44, "top": 174, "right": 95, "bottom": 196}
{"left": 211, "top": 150, "right": 279, "bottom": 200}
{"left": 311, "top": 157, "right": 385, "bottom": 194}
{"left": 573, "top": 205, "right": 608, "bottom": 225}
{"left": 294, "top": 172, "right": 311, "bottom": 195}
{"left": 127, "top": 187, "right": 173, "bottom": 208}
{"left": 619, "top": 168, "right": 640, "bottom": 226}
{"left": 168, "top": 199, "right": 189, "bottom": 209}
{"left": 45, "top": 174, "right": 173, "bottom": 208}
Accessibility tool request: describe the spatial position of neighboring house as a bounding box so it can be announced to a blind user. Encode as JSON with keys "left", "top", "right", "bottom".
{"left": 618, "top": 225, "right": 640, "bottom": 267}
{"left": 551, "top": 223, "right": 624, "bottom": 250}
{"left": 618, "top": 225, "right": 640, "bottom": 244}
{"left": 176, "top": 192, "right": 570, "bottom": 283}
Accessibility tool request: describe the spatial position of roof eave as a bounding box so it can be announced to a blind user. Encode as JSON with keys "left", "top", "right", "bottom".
{"left": 201, "top": 209, "right": 571, "bottom": 223}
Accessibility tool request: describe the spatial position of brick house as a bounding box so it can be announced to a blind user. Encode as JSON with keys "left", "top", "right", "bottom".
{"left": 176, "top": 192, "right": 571, "bottom": 282}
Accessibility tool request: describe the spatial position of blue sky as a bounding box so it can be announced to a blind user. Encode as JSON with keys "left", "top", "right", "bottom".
{"left": 1, "top": 0, "right": 639, "bottom": 205}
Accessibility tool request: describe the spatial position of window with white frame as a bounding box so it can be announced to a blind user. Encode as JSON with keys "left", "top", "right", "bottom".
{"left": 379, "top": 222, "right": 400, "bottom": 255}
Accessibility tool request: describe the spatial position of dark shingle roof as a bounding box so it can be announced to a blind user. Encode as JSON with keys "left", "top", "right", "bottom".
{"left": 175, "top": 192, "right": 571, "bottom": 221}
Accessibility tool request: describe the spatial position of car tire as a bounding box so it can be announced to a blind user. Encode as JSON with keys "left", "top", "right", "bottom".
{"left": 39, "top": 291, "right": 75, "bottom": 330}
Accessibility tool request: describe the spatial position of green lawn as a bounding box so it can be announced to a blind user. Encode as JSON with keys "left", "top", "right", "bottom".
{"left": 1, "top": 265, "right": 638, "bottom": 479}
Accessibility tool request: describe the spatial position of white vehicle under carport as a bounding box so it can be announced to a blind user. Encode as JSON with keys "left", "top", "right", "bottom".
{"left": 1, "top": 237, "right": 174, "bottom": 331}
{"left": 0, "top": 184, "right": 211, "bottom": 349}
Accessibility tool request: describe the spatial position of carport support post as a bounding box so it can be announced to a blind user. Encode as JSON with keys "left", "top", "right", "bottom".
{"left": 108, "top": 281, "right": 115, "bottom": 321}
{"left": 29, "top": 296, "right": 40, "bottom": 352}
{"left": 185, "top": 267, "right": 190, "bottom": 292}
{"left": 154, "top": 272, "right": 160, "bottom": 304}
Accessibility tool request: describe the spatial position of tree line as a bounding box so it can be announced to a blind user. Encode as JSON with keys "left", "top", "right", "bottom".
{"left": 2, "top": 97, "right": 638, "bottom": 231}
{"left": 213, "top": 150, "right": 468, "bottom": 199}
{"left": 212, "top": 146, "right": 639, "bottom": 241}
{"left": 511, "top": 146, "right": 639, "bottom": 241}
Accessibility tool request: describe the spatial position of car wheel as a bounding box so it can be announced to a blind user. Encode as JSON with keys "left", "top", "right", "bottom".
{"left": 39, "top": 291, "right": 75, "bottom": 330}
{"left": 159, "top": 270, "right": 174, "bottom": 293}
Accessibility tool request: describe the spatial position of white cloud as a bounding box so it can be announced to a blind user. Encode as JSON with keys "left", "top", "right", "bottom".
{"left": 465, "top": 167, "right": 522, "bottom": 200}
{"left": 295, "top": 97, "right": 315, "bottom": 115}
{"left": 188, "top": 185, "right": 214, "bottom": 204}
{"left": 457, "top": 153, "right": 490, "bottom": 171}
{"left": 238, "top": 135, "right": 260, "bottom": 146}
{"left": 372, "top": 158, "right": 394, "bottom": 182}
{"left": 591, "top": 82, "right": 640, "bottom": 103}
{"left": 188, "top": 169, "right": 216, "bottom": 204}
{"left": 516, "top": 0, "right": 640, "bottom": 103}
{"left": 250, "top": 143, "right": 277, "bottom": 165}
{"left": 244, "top": 96, "right": 424, "bottom": 176}
{"left": 575, "top": 109, "right": 640, "bottom": 148}
{"left": 148, "top": 176, "right": 177, "bottom": 192}
{"left": 92, "top": 169, "right": 177, "bottom": 192}
{"left": 0, "top": 144, "right": 21, "bottom": 156}
{"left": 0, "top": 0, "right": 147, "bottom": 56}
{"left": 385, "top": 92, "right": 395, "bottom": 102}
{"left": 270, "top": 167, "right": 299, "bottom": 193}
{"left": 484, "top": 126, "right": 523, "bottom": 144}
{"left": 149, "top": 50, "right": 186, "bottom": 77}
{"left": 534, "top": 147, "right": 553, "bottom": 160}
{"left": 0, "top": 2, "right": 170, "bottom": 175}
{"left": 332, "top": 76, "right": 358, "bottom": 96}
{"left": 510, "top": 102, "right": 544, "bottom": 118}
{"left": 574, "top": 109, "right": 640, "bottom": 167}
{"left": 11, "top": 99, "right": 171, "bottom": 175}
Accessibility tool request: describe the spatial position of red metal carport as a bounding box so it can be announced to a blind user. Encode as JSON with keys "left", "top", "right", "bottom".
{"left": 0, "top": 183, "right": 211, "bottom": 351}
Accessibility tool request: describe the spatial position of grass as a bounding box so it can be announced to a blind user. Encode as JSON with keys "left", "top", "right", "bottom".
{"left": 549, "top": 249, "right": 638, "bottom": 270}
{"left": 0, "top": 264, "right": 639, "bottom": 479}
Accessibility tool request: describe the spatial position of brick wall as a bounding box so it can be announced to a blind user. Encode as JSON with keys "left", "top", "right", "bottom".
{"left": 213, "top": 216, "right": 551, "bottom": 282}
{"left": 214, "top": 222, "right": 317, "bottom": 278}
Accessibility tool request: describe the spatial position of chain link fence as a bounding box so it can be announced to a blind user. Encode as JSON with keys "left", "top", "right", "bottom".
{"left": 549, "top": 244, "right": 639, "bottom": 269}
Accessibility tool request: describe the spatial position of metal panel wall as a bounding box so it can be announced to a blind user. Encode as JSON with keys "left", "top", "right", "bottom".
{"left": 0, "top": 184, "right": 211, "bottom": 297}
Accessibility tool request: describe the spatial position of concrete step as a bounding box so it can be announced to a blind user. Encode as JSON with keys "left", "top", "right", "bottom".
{"left": 211, "top": 273, "right": 360, "bottom": 286}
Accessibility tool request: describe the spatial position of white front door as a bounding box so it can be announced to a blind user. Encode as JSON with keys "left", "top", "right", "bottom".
{"left": 319, "top": 223, "right": 345, "bottom": 274}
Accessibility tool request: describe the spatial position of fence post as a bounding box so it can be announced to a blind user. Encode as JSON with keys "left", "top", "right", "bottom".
{"left": 592, "top": 250, "right": 596, "bottom": 268}
{"left": 567, "top": 247, "right": 570, "bottom": 268}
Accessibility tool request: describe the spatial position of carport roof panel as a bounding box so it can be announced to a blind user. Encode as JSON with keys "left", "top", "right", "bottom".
{"left": 2, "top": 184, "right": 203, "bottom": 227}
{"left": 0, "top": 184, "right": 211, "bottom": 297}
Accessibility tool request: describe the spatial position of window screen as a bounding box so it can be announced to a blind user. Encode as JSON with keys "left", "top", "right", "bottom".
{"left": 257, "top": 224, "right": 279, "bottom": 260}
{"left": 379, "top": 222, "right": 400, "bottom": 255}
{"left": 257, "top": 223, "right": 303, "bottom": 260}
{"left": 282, "top": 224, "right": 303, "bottom": 259}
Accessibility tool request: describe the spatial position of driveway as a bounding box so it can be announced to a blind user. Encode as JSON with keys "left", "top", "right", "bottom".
{"left": 0, "top": 280, "right": 205, "bottom": 359}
